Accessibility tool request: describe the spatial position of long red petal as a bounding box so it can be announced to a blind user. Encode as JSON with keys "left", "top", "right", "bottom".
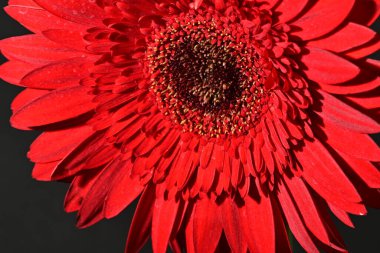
{"left": 318, "top": 91, "right": 380, "bottom": 133}
{"left": 64, "top": 170, "right": 100, "bottom": 213}
{"left": 319, "top": 122, "right": 380, "bottom": 161}
{"left": 274, "top": 0, "right": 308, "bottom": 23}
{"left": 193, "top": 197, "right": 223, "bottom": 253}
{"left": 277, "top": 181, "right": 319, "bottom": 253}
{"left": 77, "top": 158, "right": 125, "bottom": 228}
{"left": 307, "top": 22, "right": 376, "bottom": 53}
{"left": 0, "top": 35, "right": 84, "bottom": 64}
{"left": 239, "top": 187, "right": 275, "bottom": 253}
{"left": 298, "top": 139, "right": 365, "bottom": 214}
{"left": 21, "top": 58, "right": 90, "bottom": 89}
{"left": 104, "top": 163, "right": 144, "bottom": 218}
{"left": 11, "top": 86, "right": 94, "bottom": 129}
{"left": 302, "top": 47, "right": 360, "bottom": 84}
{"left": 125, "top": 185, "right": 155, "bottom": 253}
{"left": 4, "top": 4, "right": 86, "bottom": 33}
{"left": 11, "top": 88, "right": 49, "bottom": 111}
{"left": 221, "top": 198, "right": 247, "bottom": 253}
{"left": 0, "top": 61, "right": 35, "bottom": 85}
{"left": 28, "top": 125, "right": 93, "bottom": 163}
{"left": 33, "top": 0, "right": 105, "bottom": 26}
{"left": 348, "top": 0, "right": 380, "bottom": 26}
{"left": 291, "top": 0, "right": 355, "bottom": 40}
{"left": 152, "top": 195, "right": 180, "bottom": 253}
{"left": 284, "top": 176, "right": 330, "bottom": 245}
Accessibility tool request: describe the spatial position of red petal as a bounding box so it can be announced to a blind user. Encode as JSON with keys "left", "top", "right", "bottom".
{"left": 125, "top": 185, "right": 155, "bottom": 253}
{"left": 11, "top": 88, "right": 49, "bottom": 111}
{"left": 277, "top": 182, "right": 319, "bottom": 253}
{"left": 320, "top": 122, "right": 380, "bottom": 161}
{"left": 345, "top": 35, "right": 380, "bottom": 59}
{"left": 319, "top": 76, "right": 380, "bottom": 95}
{"left": 329, "top": 204, "right": 355, "bottom": 228}
{"left": 4, "top": 5, "right": 86, "bottom": 34}
{"left": 42, "top": 29, "right": 88, "bottom": 51}
{"left": 11, "top": 86, "right": 94, "bottom": 130}
{"left": 348, "top": 0, "right": 380, "bottom": 26}
{"left": 0, "top": 35, "right": 84, "bottom": 64}
{"left": 274, "top": 0, "right": 308, "bottom": 23}
{"left": 52, "top": 134, "right": 105, "bottom": 179}
{"left": 318, "top": 91, "right": 380, "bottom": 133}
{"left": 21, "top": 58, "right": 90, "bottom": 89}
{"left": 64, "top": 170, "right": 100, "bottom": 212}
{"left": 193, "top": 197, "right": 223, "bottom": 253}
{"left": 239, "top": 189, "right": 275, "bottom": 253}
{"left": 221, "top": 198, "right": 247, "bottom": 253}
{"left": 28, "top": 125, "right": 93, "bottom": 163}
{"left": 152, "top": 196, "right": 180, "bottom": 253}
{"left": 307, "top": 23, "right": 376, "bottom": 53}
{"left": 338, "top": 151, "right": 380, "bottom": 189}
{"left": 0, "top": 61, "right": 35, "bottom": 85}
{"left": 284, "top": 176, "right": 330, "bottom": 245}
{"left": 298, "top": 139, "right": 365, "bottom": 214}
{"left": 104, "top": 165, "right": 144, "bottom": 218}
{"left": 345, "top": 92, "right": 380, "bottom": 110}
{"left": 271, "top": 200, "right": 291, "bottom": 253}
{"left": 32, "top": 161, "right": 58, "bottom": 181}
{"left": 302, "top": 47, "right": 360, "bottom": 84}
{"left": 291, "top": 0, "right": 355, "bottom": 40}
{"left": 185, "top": 208, "right": 196, "bottom": 253}
{"left": 9, "top": 0, "right": 39, "bottom": 7}
{"left": 33, "top": 0, "right": 105, "bottom": 26}
{"left": 77, "top": 159, "right": 126, "bottom": 228}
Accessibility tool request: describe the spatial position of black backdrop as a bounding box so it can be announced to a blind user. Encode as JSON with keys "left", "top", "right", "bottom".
{"left": 0, "top": 1, "right": 379, "bottom": 252}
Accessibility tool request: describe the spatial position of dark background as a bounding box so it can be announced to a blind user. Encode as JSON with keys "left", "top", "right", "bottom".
{"left": 0, "top": 1, "right": 379, "bottom": 253}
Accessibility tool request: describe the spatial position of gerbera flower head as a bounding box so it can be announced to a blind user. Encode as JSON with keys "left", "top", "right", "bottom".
{"left": 1, "top": 0, "right": 380, "bottom": 252}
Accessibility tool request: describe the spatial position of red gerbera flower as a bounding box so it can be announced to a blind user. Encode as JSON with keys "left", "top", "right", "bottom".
{"left": 1, "top": 0, "right": 380, "bottom": 252}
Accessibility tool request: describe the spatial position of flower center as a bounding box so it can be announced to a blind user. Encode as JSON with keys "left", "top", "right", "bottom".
{"left": 146, "top": 9, "right": 269, "bottom": 138}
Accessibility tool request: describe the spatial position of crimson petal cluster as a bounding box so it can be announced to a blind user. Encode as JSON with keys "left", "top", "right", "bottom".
{"left": 1, "top": 0, "right": 380, "bottom": 252}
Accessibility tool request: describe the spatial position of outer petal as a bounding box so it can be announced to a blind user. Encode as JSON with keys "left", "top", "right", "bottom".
{"left": 11, "top": 86, "right": 95, "bottom": 129}
{"left": 345, "top": 36, "right": 380, "bottom": 59}
{"left": 298, "top": 139, "right": 365, "bottom": 214}
{"left": 192, "top": 197, "right": 223, "bottom": 253}
{"left": 277, "top": 181, "right": 319, "bottom": 253}
{"left": 239, "top": 188, "right": 275, "bottom": 253}
{"left": 0, "top": 61, "right": 35, "bottom": 85}
{"left": 152, "top": 196, "right": 180, "bottom": 253}
{"left": 125, "top": 185, "right": 155, "bottom": 253}
{"left": 274, "top": 0, "right": 308, "bottom": 23}
{"left": 103, "top": 164, "right": 144, "bottom": 218}
{"left": 221, "top": 198, "right": 247, "bottom": 253}
{"left": 76, "top": 158, "right": 127, "bottom": 228}
{"left": 10, "top": 88, "right": 49, "bottom": 111}
{"left": 64, "top": 170, "right": 100, "bottom": 213}
{"left": 33, "top": 0, "right": 105, "bottom": 26}
{"left": 291, "top": 0, "right": 355, "bottom": 40}
{"left": 284, "top": 176, "right": 331, "bottom": 247}
{"left": 42, "top": 29, "right": 89, "bottom": 51}
{"left": 4, "top": 4, "right": 87, "bottom": 34}
{"left": 302, "top": 47, "right": 360, "bottom": 84}
{"left": 317, "top": 91, "right": 380, "bottom": 133}
{"left": 28, "top": 125, "right": 94, "bottom": 163}
{"left": 21, "top": 58, "right": 91, "bottom": 89}
{"left": 0, "top": 35, "right": 85, "bottom": 64}
{"left": 348, "top": 0, "right": 380, "bottom": 26}
{"left": 319, "top": 122, "right": 380, "bottom": 161}
{"left": 307, "top": 23, "right": 377, "bottom": 53}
